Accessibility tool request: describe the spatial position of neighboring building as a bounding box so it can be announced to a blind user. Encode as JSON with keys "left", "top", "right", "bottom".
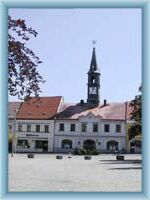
{"left": 8, "top": 47, "right": 141, "bottom": 153}
{"left": 15, "top": 96, "right": 62, "bottom": 153}
{"left": 8, "top": 102, "right": 22, "bottom": 133}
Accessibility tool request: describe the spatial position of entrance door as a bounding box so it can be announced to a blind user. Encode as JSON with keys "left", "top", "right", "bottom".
{"left": 35, "top": 140, "right": 48, "bottom": 152}
{"left": 83, "top": 140, "right": 96, "bottom": 151}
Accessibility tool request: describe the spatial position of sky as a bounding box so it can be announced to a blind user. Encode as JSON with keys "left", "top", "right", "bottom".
{"left": 8, "top": 8, "right": 142, "bottom": 103}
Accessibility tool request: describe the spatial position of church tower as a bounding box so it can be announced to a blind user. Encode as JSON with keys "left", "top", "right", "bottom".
{"left": 87, "top": 46, "right": 100, "bottom": 107}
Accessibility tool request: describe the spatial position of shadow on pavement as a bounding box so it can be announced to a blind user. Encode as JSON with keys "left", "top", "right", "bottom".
{"left": 100, "top": 159, "right": 142, "bottom": 164}
{"left": 108, "top": 167, "right": 142, "bottom": 170}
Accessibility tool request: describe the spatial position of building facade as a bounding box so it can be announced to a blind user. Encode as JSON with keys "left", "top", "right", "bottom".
{"left": 8, "top": 47, "right": 141, "bottom": 153}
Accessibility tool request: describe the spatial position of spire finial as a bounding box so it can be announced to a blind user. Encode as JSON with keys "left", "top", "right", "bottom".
{"left": 92, "top": 40, "right": 96, "bottom": 48}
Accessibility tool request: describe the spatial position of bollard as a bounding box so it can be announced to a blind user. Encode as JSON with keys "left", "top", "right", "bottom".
{"left": 116, "top": 155, "right": 124, "bottom": 160}
{"left": 56, "top": 155, "right": 63, "bottom": 159}
{"left": 27, "top": 154, "right": 34, "bottom": 158}
{"left": 84, "top": 156, "right": 92, "bottom": 160}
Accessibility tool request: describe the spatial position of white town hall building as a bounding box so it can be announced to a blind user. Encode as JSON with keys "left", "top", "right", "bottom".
{"left": 8, "top": 47, "right": 141, "bottom": 153}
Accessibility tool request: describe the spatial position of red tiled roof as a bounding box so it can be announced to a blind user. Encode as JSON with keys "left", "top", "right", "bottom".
{"left": 56, "top": 102, "right": 133, "bottom": 120}
{"left": 8, "top": 102, "right": 22, "bottom": 119}
{"left": 17, "top": 96, "right": 62, "bottom": 120}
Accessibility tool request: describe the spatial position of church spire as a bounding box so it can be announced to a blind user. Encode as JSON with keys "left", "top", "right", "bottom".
{"left": 89, "top": 47, "right": 98, "bottom": 72}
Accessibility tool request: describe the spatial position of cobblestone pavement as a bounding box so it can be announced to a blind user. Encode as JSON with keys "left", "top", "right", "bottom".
{"left": 8, "top": 154, "right": 142, "bottom": 192}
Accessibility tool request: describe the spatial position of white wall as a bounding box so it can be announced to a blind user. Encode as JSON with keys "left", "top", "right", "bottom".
{"left": 54, "top": 114, "right": 126, "bottom": 152}
{"left": 15, "top": 119, "right": 54, "bottom": 152}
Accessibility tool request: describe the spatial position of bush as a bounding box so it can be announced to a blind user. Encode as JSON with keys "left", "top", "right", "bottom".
{"left": 73, "top": 148, "right": 99, "bottom": 155}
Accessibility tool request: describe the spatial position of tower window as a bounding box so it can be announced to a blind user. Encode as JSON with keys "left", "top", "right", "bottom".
{"left": 91, "top": 76, "right": 96, "bottom": 84}
{"left": 82, "top": 123, "right": 87, "bottom": 132}
{"left": 59, "top": 123, "right": 64, "bottom": 131}
{"left": 104, "top": 124, "right": 110, "bottom": 132}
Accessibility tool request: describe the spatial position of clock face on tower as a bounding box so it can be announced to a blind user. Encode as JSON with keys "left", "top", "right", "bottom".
{"left": 89, "top": 87, "right": 97, "bottom": 94}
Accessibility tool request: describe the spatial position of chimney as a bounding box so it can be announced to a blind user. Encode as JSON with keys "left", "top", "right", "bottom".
{"left": 80, "top": 99, "right": 84, "bottom": 106}
{"left": 104, "top": 99, "right": 107, "bottom": 106}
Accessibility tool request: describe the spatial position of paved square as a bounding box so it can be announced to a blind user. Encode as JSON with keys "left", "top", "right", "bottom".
{"left": 9, "top": 154, "right": 142, "bottom": 192}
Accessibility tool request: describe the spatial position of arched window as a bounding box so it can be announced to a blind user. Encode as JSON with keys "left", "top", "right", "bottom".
{"left": 107, "top": 140, "right": 118, "bottom": 151}
{"left": 61, "top": 139, "right": 72, "bottom": 149}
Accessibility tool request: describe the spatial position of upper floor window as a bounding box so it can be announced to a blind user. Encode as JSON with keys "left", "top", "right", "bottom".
{"left": 9, "top": 125, "right": 12, "bottom": 130}
{"left": 45, "top": 125, "right": 49, "bottom": 133}
{"left": 70, "top": 124, "right": 75, "bottom": 132}
{"left": 36, "top": 125, "right": 40, "bottom": 132}
{"left": 18, "top": 124, "right": 22, "bottom": 132}
{"left": 116, "top": 124, "right": 121, "bottom": 133}
{"left": 93, "top": 123, "right": 98, "bottom": 132}
{"left": 104, "top": 124, "right": 110, "bottom": 132}
{"left": 82, "top": 123, "right": 87, "bottom": 132}
{"left": 27, "top": 124, "right": 31, "bottom": 132}
{"left": 59, "top": 123, "right": 64, "bottom": 131}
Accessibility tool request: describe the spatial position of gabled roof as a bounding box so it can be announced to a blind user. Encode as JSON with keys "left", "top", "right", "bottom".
{"left": 8, "top": 102, "right": 22, "bottom": 119}
{"left": 56, "top": 102, "right": 133, "bottom": 121}
{"left": 17, "top": 96, "right": 62, "bottom": 120}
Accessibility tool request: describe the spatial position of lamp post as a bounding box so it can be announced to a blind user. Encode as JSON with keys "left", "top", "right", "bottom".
{"left": 11, "top": 109, "right": 18, "bottom": 157}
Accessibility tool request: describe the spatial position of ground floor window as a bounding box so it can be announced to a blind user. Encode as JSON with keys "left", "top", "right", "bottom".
{"left": 61, "top": 139, "right": 72, "bottom": 149}
{"left": 107, "top": 140, "right": 118, "bottom": 151}
{"left": 17, "top": 139, "right": 29, "bottom": 148}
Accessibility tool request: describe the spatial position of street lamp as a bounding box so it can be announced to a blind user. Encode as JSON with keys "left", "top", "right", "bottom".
{"left": 11, "top": 109, "right": 18, "bottom": 157}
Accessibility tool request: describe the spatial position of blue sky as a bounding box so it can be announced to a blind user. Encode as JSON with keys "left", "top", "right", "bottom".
{"left": 9, "top": 8, "right": 142, "bottom": 103}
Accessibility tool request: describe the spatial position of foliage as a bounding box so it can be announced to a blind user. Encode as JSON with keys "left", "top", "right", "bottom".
{"left": 8, "top": 132, "right": 13, "bottom": 143}
{"left": 74, "top": 148, "right": 99, "bottom": 155}
{"left": 8, "top": 16, "right": 45, "bottom": 100}
{"left": 128, "top": 86, "right": 142, "bottom": 140}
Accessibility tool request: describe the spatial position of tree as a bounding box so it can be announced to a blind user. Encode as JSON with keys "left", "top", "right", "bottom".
{"left": 128, "top": 86, "right": 142, "bottom": 140}
{"left": 8, "top": 16, "right": 45, "bottom": 100}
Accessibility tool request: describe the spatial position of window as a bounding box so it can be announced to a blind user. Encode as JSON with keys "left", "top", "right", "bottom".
{"left": 36, "top": 125, "right": 40, "bottom": 132}
{"left": 9, "top": 125, "right": 12, "bottom": 130}
{"left": 45, "top": 125, "right": 49, "bottom": 133}
{"left": 27, "top": 124, "right": 31, "bottom": 132}
{"left": 70, "top": 124, "right": 75, "bottom": 132}
{"left": 18, "top": 124, "right": 22, "bottom": 132}
{"left": 17, "top": 139, "right": 29, "bottom": 148}
{"left": 104, "top": 124, "right": 109, "bottom": 132}
{"left": 116, "top": 124, "right": 121, "bottom": 133}
{"left": 59, "top": 123, "right": 64, "bottom": 131}
{"left": 93, "top": 123, "right": 98, "bottom": 132}
{"left": 61, "top": 139, "right": 72, "bottom": 149}
{"left": 82, "top": 123, "right": 87, "bottom": 132}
